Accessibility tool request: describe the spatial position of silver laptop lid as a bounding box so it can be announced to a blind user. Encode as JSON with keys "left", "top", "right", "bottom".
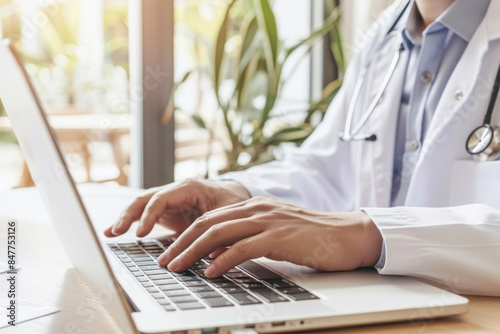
{"left": 0, "top": 39, "right": 136, "bottom": 334}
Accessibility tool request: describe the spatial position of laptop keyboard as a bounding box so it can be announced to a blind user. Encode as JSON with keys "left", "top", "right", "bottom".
{"left": 107, "top": 239, "right": 319, "bottom": 312}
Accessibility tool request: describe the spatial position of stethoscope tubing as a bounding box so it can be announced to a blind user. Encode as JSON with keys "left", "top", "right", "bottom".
{"left": 342, "top": 43, "right": 404, "bottom": 142}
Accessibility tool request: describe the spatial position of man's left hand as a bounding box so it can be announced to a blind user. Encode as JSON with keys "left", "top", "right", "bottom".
{"left": 157, "top": 197, "right": 383, "bottom": 278}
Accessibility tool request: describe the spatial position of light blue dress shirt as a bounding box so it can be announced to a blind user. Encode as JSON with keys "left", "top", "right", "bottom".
{"left": 377, "top": 0, "right": 491, "bottom": 268}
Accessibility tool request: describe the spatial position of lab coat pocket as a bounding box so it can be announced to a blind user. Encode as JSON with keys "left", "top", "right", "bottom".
{"left": 449, "top": 160, "right": 500, "bottom": 208}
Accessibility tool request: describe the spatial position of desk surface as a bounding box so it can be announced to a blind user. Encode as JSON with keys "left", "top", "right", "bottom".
{"left": 1, "top": 185, "right": 499, "bottom": 334}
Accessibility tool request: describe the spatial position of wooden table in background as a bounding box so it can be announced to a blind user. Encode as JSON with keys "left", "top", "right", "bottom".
{"left": 0, "top": 113, "right": 130, "bottom": 187}
{"left": 1, "top": 185, "right": 499, "bottom": 334}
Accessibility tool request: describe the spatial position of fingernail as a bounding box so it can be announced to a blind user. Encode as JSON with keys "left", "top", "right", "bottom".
{"left": 157, "top": 252, "right": 169, "bottom": 266}
{"left": 168, "top": 257, "right": 181, "bottom": 272}
{"left": 136, "top": 223, "right": 143, "bottom": 236}
{"left": 204, "top": 264, "right": 216, "bottom": 278}
{"left": 111, "top": 221, "right": 123, "bottom": 235}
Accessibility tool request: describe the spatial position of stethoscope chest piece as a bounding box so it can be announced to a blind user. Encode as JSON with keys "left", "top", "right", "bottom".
{"left": 466, "top": 124, "right": 500, "bottom": 161}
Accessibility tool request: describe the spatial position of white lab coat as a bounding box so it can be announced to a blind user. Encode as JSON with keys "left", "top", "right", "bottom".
{"left": 223, "top": 0, "right": 500, "bottom": 296}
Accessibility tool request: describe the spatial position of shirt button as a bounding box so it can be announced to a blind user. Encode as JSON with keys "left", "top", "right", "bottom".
{"left": 420, "top": 71, "right": 432, "bottom": 83}
{"left": 410, "top": 140, "right": 420, "bottom": 151}
{"left": 455, "top": 90, "right": 463, "bottom": 100}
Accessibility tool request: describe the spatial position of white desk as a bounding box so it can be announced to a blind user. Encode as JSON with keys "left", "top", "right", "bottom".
{"left": 0, "top": 184, "right": 498, "bottom": 334}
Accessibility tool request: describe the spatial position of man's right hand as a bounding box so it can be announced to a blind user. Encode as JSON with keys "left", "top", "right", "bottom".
{"left": 104, "top": 179, "right": 251, "bottom": 238}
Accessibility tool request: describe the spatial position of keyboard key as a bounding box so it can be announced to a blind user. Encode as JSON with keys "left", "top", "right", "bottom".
{"left": 144, "top": 243, "right": 162, "bottom": 248}
{"left": 132, "top": 272, "right": 144, "bottom": 277}
{"left": 125, "top": 246, "right": 143, "bottom": 250}
{"left": 288, "top": 293, "right": 319, "bottom": 301}
{"left": 117, "top": 242, "right": 138, "bottom": 247}
{"left": 212, "top": 282, "right": 237, "bottom": 288}
{"left": 228, "top": 293, "right": 261, "bottom": 305}
{"left": 204, "top": 297, "right": 234, "bottom": 308}
{"left": 188, "top": 286, "right": 214, "bottom": 293}
{"left": 278, "top": 287, "right": 306, "bottom": 294}
{"left": 148, "top": 273, "right": 172, "bottom": 280}
{"left": 170, "top": 296, "right": 197, "bottom": 304}
{"left": 125, "top": 251, "right": 144, "bottom": 255}
{"left": 227, "top": 272, "right": 250, "bottom": 279}
{"left": 124, "top": 262, "right": 135, "bottom": 267}
{"left": 197, "top": 291, "right": 222, "bottom": 299}
{"left": 145, "top": 271, "right": 170, "bottom": 277}
{"left": 158, "top": 284, "right": 185, "bottom": 291}
{"left": 137, "top": 276, "right": 149, "bottom": 283}
{"left": 165, "top": 289, "right": 190, "bottom": 297}
{"left": 136, "top": 260, "right": 158, "bottom": 265}
{"left": 193, "top": 269, "right": 206, "bottom": 277}
{"left": 238, "top": 261, "right": 281, "bottom": 279}
{"left": 128, "top": 267, "right": 140, "bottom": 272}
{"left": 232, "top": 277, "right": 257, "bottom": 284}
{"left": 171, "top": 271, "right": 195, "bottom": 277}
{"left": 141, "top": 265, "right": 163, "bottom": 271}
{"left": 129, "top": 252, "right": 148, "bottom": 257}
{"left": 140, "top": 241, "right": 159, "bottom": 247}
{"left": 146, "top": 250, "right": 163, "bottom": 255}
{"left": 141, "top": 281, "right": 154, "bottom": 288}
{"left": 250, "top": 288, "right": 289, "bottom": 303}
{"left": 192, "top": 263, "right": 208, "bottom": 269}
{"left": 206, "top": 277, "right": 229, "bottom": 283}
{"left": 147, "top": 287, "right": 159, "bottom": 293}
{"left": 177, "top": 276, "right": 202, "bottom": 282}
{"left": 264, "top": 279, "right": 295, "bottom": 289}
{"left": 151, "top": 292, "right": 165, "bottom": 299}
{"left": 131, "top": 257, "right": 152, "bottom": 262}
{"left": 220, "top": 286, "right": 245, "bottom": 294}
{"left": 163, "top": 305, "right": 176, "bottom": 312}
{"left": 154, "top": 279, "right": 177, "bottom": 286}
{"left": 184, "top": 281, "right": 209, "bottom": 287}
{"left": 240, "top": 282, "right": 265, "bottom": 289}
{"left": 157, "top": 298, "right": 171, "bottom": 305}
{"left": 177, "top": 302, "right": 205, "bottom": 310}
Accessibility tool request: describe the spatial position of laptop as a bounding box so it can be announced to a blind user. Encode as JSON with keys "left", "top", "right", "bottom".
{"left": 0, "top": 39, "right": 469, "bottom": 334}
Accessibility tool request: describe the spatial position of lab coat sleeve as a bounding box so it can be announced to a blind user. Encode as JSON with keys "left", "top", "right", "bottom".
{"left": 363, "top": 205, "right": 500, "bottom": 296}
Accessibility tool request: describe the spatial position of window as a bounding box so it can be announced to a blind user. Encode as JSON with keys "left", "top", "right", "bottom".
{"left": 0, "top": 0, "right": 131, "bottom": 189}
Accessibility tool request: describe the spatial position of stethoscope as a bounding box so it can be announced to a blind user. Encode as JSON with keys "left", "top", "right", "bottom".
{"left": 465, "top": 64, "right": 500, "bottom": 161}
{"left": 339, "top": 41, "right": 404, "bottom": 142}
{"left": 340, "top": 1, "right": 500, "bottom": 162}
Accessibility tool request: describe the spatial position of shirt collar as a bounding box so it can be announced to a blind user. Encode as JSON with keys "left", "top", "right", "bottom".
{"left": 401, "top": 0, "right": 490, "bottom": 47}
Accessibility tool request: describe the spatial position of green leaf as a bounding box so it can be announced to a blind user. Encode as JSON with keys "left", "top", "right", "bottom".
{"left": 264, "top": 124, "right": 314, "bottom": 147}
{"left": 235, "top": 49, "right": 262, "bottom": 110}
{"left": 191, "top": 114, "right": 207, "bottom": 129}
{"left": 285, "top": 6, "right": 341, "bottom": 60}
{"left": 329, "top": 23, "right": 346, "bottom": 76}
{"left": 236, "top": 15, "right": 260, "bottom": 74}
{"left": 214, "top": 0, "right": 239, "bottom": 92}
{"left": 253, "top": 0, "right": 279, "bottom": 91}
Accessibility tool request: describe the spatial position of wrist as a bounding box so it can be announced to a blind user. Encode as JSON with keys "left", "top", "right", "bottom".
{"left": 358, "top": 211, "right": 383, "bottom": 267}
{"left": 224, "top": 181, "right": 252, "bottom": 202}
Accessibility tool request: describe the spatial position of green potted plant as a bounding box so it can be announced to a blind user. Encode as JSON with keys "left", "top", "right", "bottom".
{"left": 167, "top": 0, "right": 346, "bottom": 173}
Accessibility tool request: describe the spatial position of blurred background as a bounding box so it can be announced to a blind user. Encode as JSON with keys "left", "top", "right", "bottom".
{"left": 0, "top": 0, "right": 392, "bottom": 190}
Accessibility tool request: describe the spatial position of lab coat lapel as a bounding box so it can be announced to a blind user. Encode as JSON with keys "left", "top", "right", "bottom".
{"left": 418, "top": 0, "right": 500, "bottom": 163}
{"left": 405, "top": 0, "right": 500, "bottom": 205}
